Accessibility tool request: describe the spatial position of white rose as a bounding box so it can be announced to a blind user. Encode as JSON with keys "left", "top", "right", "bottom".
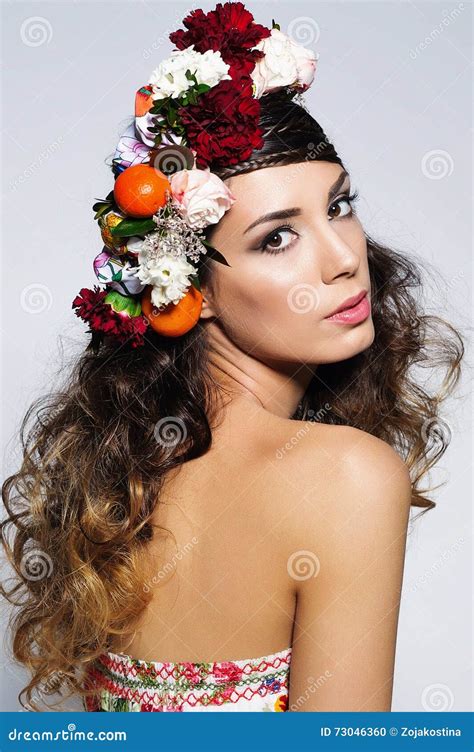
{"left": 137, "top": 251, "right": 195, "bottom": 308}
{"left": 170, "top": 168, "right": 236, "bottom": 230}
{"left": 148, "top": 45, "right": 231, "bottom": 100}
{"left": 251, "top": 28, "right": 318, "bottom": 98}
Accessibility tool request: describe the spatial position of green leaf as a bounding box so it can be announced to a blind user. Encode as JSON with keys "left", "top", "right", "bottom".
{"left": 189, "top": 274, "right": 201, "bottom": 292}
{"left": 92, "top": 199, "right": 114, "bottom": 220}
{"left": 111, "top": 218, "right": 157, "bottom": 237}
{"left": 93, "top": 206, "right": 112, "bottom": 220}
{"left": 92, "top": 199, "right": 109, "bottom": 212}
{"left": 195, "top": 83, "right": 211, "bottom": 94}
{"left": 185, "top": 69, "right": 194, "bottom": 81}
{"left": 92, "top": 187, "right": 119, "bottom": 219}
{"left": 149, "top": 105, "right": 163, "bottom": 116}
{"left": 104, "top": 289, "right": 142, "bottom": 317}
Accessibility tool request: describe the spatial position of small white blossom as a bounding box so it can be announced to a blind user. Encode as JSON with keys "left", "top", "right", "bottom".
{"left": 137, "top": 251, "right": 196, "bottom": 308}
{"left": 148, "top": 45, "right": 231, "bottom": 100}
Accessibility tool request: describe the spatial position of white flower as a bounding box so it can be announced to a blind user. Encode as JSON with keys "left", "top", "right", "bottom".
{"left": 148, "top": 45, "right": 231, "bottom": 100}
{"left": 135, "top": 110, "right": 185, "bottom": 148}
{"left": 251, "top": 28, "right": 318, "bottom": 98}
{"left": 137, "top": 251, "right": 196, "bottom": 308}
{"left": 125, "top": 236, "right": 144, "bottom": 255}
{"left": 170, "top": 167, "right": 235, "bottom": 230}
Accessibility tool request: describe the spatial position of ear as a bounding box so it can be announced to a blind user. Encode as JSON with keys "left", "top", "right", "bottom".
{"left": 199, "top": 283, "right": 217, "bottom": 320}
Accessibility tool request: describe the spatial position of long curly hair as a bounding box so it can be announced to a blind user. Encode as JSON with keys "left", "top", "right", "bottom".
{"left": 1, "top": 90, "right": 465, "bottom": 711}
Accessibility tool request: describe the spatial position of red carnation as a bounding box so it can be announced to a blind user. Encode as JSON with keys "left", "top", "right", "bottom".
{"left": 169, "top": 1, "right": 271, "bottom": 79}
{"left": 72, "top": 286, "right": 148, "bottom": 348}
{"left": 178, "top": 78, "right": 264, "bottom": 168}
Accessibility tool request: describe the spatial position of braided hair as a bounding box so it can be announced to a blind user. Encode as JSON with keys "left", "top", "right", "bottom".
{"left": 212, "top": 90, "right": 344, "bottom": 181}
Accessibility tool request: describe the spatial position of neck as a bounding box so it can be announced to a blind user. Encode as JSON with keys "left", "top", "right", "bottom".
{"left": 206, "top": 331, "right": 315, "bottom": 420}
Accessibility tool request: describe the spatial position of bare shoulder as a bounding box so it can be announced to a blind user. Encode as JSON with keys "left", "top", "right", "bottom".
{"left": 273, "top": 420, "right": 412, "bottom": 711}
{"left": 262, "top": 418, "right": 412, "bottom": 554}
{"left": 273, "top": 420, "right": 412, "bottom": 531}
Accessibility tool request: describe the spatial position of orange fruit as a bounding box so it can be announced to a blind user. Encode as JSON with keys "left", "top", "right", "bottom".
{"left": 114, "top": 164, "right": 171, "bottom": 218}
{"left": 141, "top": 284, "right": 203, "bottom": 337}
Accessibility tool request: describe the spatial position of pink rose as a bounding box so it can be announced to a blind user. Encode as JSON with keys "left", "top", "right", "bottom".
{"left": 170, "top": 168, "right": 236, "bottom": 230}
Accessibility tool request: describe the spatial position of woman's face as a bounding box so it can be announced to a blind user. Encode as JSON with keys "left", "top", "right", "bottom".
{"left": 201, "top": 160, "right": 375, "bottom": 367}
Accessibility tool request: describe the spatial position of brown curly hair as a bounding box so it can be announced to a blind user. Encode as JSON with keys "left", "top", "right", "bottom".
{"left": 1, "top": 90, "right": 465, "bottom": 711}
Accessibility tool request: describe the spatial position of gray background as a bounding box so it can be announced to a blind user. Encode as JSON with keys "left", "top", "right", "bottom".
{"left": 1, "top": 0, "right": 472, "bottom": 712}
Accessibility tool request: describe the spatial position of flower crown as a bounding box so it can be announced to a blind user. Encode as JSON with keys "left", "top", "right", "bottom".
{"left": 72, "top": 2, "right": 318, "bottom": 347}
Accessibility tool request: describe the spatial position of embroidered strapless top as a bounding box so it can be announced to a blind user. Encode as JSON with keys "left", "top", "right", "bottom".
{"left": 83, "top": 646, "right": 292, "bottom": 712}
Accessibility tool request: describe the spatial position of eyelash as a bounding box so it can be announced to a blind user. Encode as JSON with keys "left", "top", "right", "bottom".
{"left": 258, "top": 190, "right": 360, "bottom": 255}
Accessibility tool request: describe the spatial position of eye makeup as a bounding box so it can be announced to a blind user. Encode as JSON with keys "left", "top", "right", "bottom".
{"left": 254, "top": 189, "right": 360, "bottom": 255}
{"left": 328, "top": 189, "right": 360, "bottom": 221}
{"left": 257, "top": 223, "right": 299, "bottom": 255}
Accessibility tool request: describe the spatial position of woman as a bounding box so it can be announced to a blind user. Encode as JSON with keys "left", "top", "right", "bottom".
{"left": 1, "top": 2, "right": 464, "bottom": 713}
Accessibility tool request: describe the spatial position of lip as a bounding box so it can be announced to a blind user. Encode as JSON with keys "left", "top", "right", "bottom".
{"left": 324, "top": 290, "right": 370, "bottom": 324}
{"left": 325, "top": 289, "right": 368, "bottom": 318}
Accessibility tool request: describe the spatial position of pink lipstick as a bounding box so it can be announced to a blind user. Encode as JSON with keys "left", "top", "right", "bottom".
{"left": 325, "top": 290, "right": 370, "bottom": 324}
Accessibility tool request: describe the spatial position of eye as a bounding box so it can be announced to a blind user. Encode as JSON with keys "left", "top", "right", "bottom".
{"left": 259, "top": 224, "right": 299, "bottom": 255}
{"left": 328, "top": 190, "right": 360, "bottom": 221}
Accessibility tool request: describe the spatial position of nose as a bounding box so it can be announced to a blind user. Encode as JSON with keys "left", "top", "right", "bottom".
{"left": 318, "top": 228, "right": 361, "bottom": 284}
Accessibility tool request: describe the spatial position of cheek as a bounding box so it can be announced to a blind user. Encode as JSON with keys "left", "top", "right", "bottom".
{"left": 347, "top": 219, "right": 368, "bottom": 260}
{"left": 213, "top": 256, "right": 318, "bottom": 349}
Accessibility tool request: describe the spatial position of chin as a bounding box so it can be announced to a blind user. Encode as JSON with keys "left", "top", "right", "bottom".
{"left": 310, "top": 318, "right": 375, "bottom": 365}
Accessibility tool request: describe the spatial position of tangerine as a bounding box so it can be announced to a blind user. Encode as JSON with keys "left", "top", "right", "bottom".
{"left": 114, "top": 164, "right": 171, "bottom": 218}
{"left": 141, "top": 284, "right": 203, "bottom": 337}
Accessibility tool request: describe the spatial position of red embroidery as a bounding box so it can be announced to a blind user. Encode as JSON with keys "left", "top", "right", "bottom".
{"left": 83, "top": 647, "right": 292, "bottom": 712}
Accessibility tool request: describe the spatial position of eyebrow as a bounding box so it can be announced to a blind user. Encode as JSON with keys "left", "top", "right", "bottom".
{"left": 242, "top": 169, "right": 350, "bottom": 235}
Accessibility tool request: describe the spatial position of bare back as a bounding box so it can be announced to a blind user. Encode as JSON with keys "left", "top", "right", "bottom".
{"left": 114, "top": 403, "right": 307, "bottom": 663}
{"left": 113, "top": 400, "right": 412, "bottom": 713}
